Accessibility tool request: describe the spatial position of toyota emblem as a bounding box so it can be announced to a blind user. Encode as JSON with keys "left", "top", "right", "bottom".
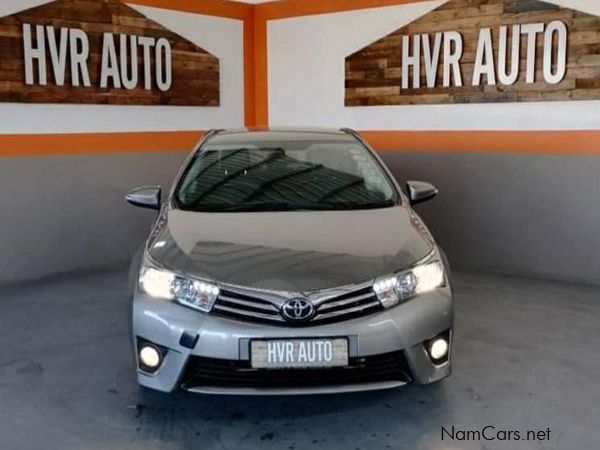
{"left": 281, "top": 298, "right": 315, "bottom": 322}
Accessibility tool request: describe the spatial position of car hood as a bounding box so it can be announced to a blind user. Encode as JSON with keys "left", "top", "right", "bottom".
{"left": 148, "top": 206, "right": 434, "bottom": 292}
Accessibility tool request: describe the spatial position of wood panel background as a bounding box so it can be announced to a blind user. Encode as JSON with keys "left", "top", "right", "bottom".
{"left": 345, "top": 0, "right": 600, "bottom": 106}
{"left": 0, "top": 0, "right": 220, "bottom": 106}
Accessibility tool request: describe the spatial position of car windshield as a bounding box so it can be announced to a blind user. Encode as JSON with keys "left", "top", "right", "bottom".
{"left": 174, "top": 134, "right": 397, "bottom": 212}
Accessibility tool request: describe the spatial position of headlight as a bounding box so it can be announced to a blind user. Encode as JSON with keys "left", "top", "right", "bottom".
{"left": 373, "top": 259, "right": 445, "bottom": 308}
{"left": 139, "top": 261, "right": 219, "bottom": 312}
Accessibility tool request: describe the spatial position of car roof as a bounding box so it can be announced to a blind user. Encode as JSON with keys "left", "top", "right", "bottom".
{"left": 206, "top": 127, "right": 357, "bottom": 145}
{"left": 218, "top": 127, "right": 349, "bottom": 135}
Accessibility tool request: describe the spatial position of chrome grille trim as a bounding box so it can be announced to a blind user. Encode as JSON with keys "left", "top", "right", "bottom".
{"left": 212, "top": 304, "right": 286, "bottom": 322}
{"left": 217, "top": 294, "right": 279, "bottom": 312}
{"left": 211, "top": 282, "right": 383, "bottom": 326}
{"left": 313, "top": 300, "right": 381, "bottom": 321}
{"left": 316, "top": 292, "right": 375, "bottom": 311}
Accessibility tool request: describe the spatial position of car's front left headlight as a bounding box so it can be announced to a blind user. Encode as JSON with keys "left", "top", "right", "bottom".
{"left": 373, "top": 259, "right": 445, "bottom": 308}
{"left": 139, "top": 259, "right": 219, "bottom": 313}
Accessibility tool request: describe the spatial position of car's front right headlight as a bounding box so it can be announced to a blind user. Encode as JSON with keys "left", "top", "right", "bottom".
{"left": 139, "top": 259, "right": 219, "bottom": 313}
{"left": 373, "top": 258, "right": 445, "bottom": 308}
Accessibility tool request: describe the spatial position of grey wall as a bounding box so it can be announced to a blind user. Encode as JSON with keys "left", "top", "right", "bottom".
{"left": 1, "top": 149, "right": 599, "bottom": 286}
{"left": 381, "top": 152, "right": 600, "bottom": 286}
{"left": 0, "top": 151, "right": 188, "bottom": 285}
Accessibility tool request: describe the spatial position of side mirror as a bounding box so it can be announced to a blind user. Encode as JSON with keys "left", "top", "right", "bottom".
{"left": 406, "top": 181, "right": 438, "bottom": 205}
{"left": 125, "top": 186, "right": 161, "bottom": 210}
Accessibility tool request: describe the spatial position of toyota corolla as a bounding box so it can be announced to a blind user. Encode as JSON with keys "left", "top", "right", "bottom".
{"left": 126, "top": 128, "right": 453, "bottom": 394}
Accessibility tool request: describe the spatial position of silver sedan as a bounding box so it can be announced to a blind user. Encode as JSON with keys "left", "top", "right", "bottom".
{"left": 127, "top": 128, "right": 453, "bottom": 394}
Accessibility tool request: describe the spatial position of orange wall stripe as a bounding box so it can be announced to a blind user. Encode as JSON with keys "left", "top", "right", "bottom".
{"left": 243, "top": 7, "right": 256, "bottom": 127}
{"left": 245, "top": 7, "right": 259, "bottom": 127}
{"left": 2, "top": 131, "right": 600, "bottom": 157}
{"left": 0, "top": 132, "right": 203, "bottom": 157}
{"left": 362, "top": 131, "right": 600, "bottom": 155}
{"left": 254, "top": 6, "right": 269, "bottom": 126}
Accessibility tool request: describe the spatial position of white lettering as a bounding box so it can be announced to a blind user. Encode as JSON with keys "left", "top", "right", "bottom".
{"left": 21, "top": 26, "right": 174, "bottom": 91}
{"left": 315, "top": 341, "right": 324, "bottom": 361}
{"left": 521, "top": 22, "right": 545, "bottom": 83}
{"left": 298, "top": 342, "right": 307, "bottom": 362}
{"left": 285, "top": 342, "right": 294, "bottom": 362}
{"left": 46, "top": 26, "right": 68, "bottom": 86}
{"left": 323, "top": 341, "right": 332, "bottom": 362}
{"left": 497, "top": 25, "right": 520, "bottom": 86}
{"left": 120, "top": 34, "right": 138, "bottom": 90}
{"left": 402, "top": 34, "right": 421, "bottom": 89}
{"left": 155, "top": 37, "right": 172, "bottom": 92}
{"left": 422, "top": 32, "right": 442, "bottom": 88}
{"left": 138, "top": 36, "right": 156, "bottom": 90}
{"left": 23, "top": 24, "right": 46, "bottom": 85}
{"left": 443, "top": 31, "right": 463, "bottom": 87}
{"left": 396, "top": 21, "right": 568, "bottom": 90}
{"left": 267, "top": 342, "right": 276, "bottom": 363}
{"left": 69, "top": 28, "right": 91, "bottom": 87}
{"left": 306, "top": 342, "right": 315, "bottom": 362}
{"left": 276, "top": 342, "right": 285, "bottom": 362}
{"left": 543, "top": 20, "right": 567, "bottom": 84}
{"left": 472, "top": 27, "right": 496, "bottom": 86}
{"left": 100, "top": 33, "right": 121, "bottom": 88}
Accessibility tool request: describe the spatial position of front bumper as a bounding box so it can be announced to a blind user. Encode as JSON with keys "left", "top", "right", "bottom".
{"left": 132, "top": 285, "right": 453, "bottom": 394}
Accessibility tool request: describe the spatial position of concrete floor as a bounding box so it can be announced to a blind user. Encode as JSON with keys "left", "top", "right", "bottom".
{"left": 0, "top": 270, "right": 598, "bottom": 450}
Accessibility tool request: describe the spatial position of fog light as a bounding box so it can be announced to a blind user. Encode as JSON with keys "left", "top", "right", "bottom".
{"left": 429, "top": 338, "right": 449, "bottom": 361}
{"left": 139, "top": 345, "right": 161, "bottom": 369}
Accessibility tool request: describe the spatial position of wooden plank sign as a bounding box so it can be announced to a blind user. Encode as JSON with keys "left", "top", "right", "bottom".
{"left": 0, "top": 0, "right": 220, "bottom": 106}
{"left": 345, "top": 0, "right": 600, "bottom": 106}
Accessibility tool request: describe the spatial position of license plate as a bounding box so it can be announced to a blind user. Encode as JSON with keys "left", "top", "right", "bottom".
{"left": 250, "top": 338, "right": 349, "bottom": 369}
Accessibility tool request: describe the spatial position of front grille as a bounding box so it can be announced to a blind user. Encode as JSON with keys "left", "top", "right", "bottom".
{"left": 213, "top": 289, "right": 285, "bottom": 323}
{"left": 181, "top": 351, "right": 412, "bottom": 389}
{"left": 212, "top": 285, "right": 383, "bottom": 326}
{"left": 313, "top": 286, "right": 382, "bottom": 324}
